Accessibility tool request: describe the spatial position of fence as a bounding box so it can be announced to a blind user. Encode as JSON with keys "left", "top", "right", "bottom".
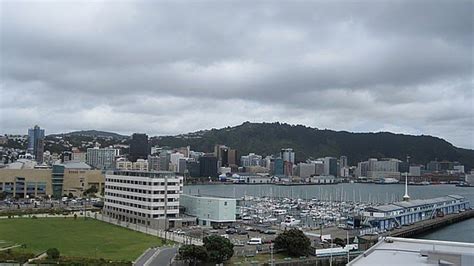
{"left": 94, "top": 213, "right": 203, "bottom": 245}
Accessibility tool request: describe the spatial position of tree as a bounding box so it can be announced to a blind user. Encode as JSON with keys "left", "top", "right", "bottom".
{"left": 178, "top": 244, "right": 208, "bottom": 265}
{"left": 203, "top": 235, "right": 234, "bottom": 263}
{"left": 274, "top": 228, "right": 311, "bottom": 257}
{"left": 46, "top": 248, "right": 60, "bottom": 259}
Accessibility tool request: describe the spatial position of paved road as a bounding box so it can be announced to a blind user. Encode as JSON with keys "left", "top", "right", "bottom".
{"left": 146, "top": 246, "right": 178, "bottom": 266}
{"left": 134, "top": 248, "right": 158, "bottom": 266}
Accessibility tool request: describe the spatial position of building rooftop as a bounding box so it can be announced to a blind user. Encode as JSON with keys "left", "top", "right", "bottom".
{"left": 371, "top": 195, "right": 466, "bottom": 212}
{"left": 63, "top": 161, "right": 92, "bottom": 169}
{"left": 367, "top": 204, "right": 404, "bottom": 212}
{"left": 348, "top": 237, "right": 474, "bottom": 266}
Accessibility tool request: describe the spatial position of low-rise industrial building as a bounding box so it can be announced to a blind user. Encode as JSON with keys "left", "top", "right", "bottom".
{"left": 361, "top": 195, "right": 470, "bottom": 231}
{"left": 180, "top": 194, "right": 237, "bottom": 227}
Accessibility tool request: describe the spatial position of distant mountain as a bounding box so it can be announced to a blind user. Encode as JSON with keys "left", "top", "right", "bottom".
{"left": 49, "top": 130, "right": 128, "bottom": 139}
{"left": 152, "top": 122, "right": 474, "bottom": 170}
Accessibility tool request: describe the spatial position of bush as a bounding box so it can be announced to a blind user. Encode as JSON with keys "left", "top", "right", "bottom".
{"left": 46, "top": 248, "right": 60, "bottom": 259}
{"left": 274, "top": 229, "right": 311, "bottom": 257}
{"left": 203, "top": 235, "right": 234, "bottom": 263}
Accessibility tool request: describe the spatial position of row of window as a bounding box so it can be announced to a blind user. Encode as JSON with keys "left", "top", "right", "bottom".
{"left": 105, "top": 198, "right": 179, "bottom": 211}
{"left": 105, "top": 192, "right": 178, "bottom": 202}
{"left": 106, "top": 178, "right": 182, "bottom": 186}
{"left": 105, "top": 185, "right": 180, "bottom": 194}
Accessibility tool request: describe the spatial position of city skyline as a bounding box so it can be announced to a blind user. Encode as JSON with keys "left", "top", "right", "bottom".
{"left": 1, "top": 0, "right": 472, "bottom": 149}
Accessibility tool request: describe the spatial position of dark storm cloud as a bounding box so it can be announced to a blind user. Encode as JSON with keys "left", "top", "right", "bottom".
{"left": 0, "top": 0, "right": 472, "bottom": 149}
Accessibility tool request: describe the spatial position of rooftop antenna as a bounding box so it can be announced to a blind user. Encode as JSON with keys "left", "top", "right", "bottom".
{"left": 403, "top": 155, "right": 410, "bottom": 202}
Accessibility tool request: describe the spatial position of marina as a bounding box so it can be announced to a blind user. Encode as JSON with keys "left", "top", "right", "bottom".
{"left": 184, "top": 183, "right": 474, "bottom": 243}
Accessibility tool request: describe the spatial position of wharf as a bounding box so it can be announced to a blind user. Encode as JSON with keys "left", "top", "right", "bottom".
{"left": 362, "top": 209, "right": 474, "bottom": 243}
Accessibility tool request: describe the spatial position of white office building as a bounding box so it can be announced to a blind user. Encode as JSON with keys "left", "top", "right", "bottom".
{"left": 86, "top": 147, "right": 120, "bottom": 170}
{"left": 298, "top": 163, "right": 316, "bottom": 178}
{"left": 240, "top": 153, "right": 263, "bottom": 167}
{"left": 104, "top": 170, "right": 184, "bottom": 229}
{"left": 180, "top": 194, "right": 237, "bottom": 227}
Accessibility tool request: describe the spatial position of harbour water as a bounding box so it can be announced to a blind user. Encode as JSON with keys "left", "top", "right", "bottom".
{"left": 184, "top": 183, "right": 474, "bottom": 243}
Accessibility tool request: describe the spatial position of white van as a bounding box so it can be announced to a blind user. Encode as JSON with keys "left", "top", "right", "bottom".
{"left": 247, "top": 238, "right": 262, "bottom": 245}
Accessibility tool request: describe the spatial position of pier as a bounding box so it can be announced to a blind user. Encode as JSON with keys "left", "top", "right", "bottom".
{"left": 361, "top": 210, "right": 474, "bottom": 246}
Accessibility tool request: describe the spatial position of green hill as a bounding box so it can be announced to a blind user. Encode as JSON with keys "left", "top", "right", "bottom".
{"left": 152, "top": 122, "right": 474, "bottom": 170}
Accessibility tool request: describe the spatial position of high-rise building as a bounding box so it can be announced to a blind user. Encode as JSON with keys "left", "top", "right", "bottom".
{"left": 214, "top": 145, "right": 229, "bottom": 167}
{"left": 186, "top": 160, "right": 200, "bottom": 177}
{"left": 241, "top": 153, "right": 263, "bottom": 167}
{"left": 86, "top": 147, "right": 120, "bottom": 170}
{"left": 340, "top": 156, "right": 348, "bottom": 168}
{"left": 280, "top": 148, "right": 295, "bottom": 163}
{"left": 297, "top": 163, "right": 316, "bottom": 178}
{"left": 324, "top": 157, "right": 338, "bottom": 177}
{"left": 199, "top": 155, "right": 218, "bottom": 178}
{"left": 270, "top": 157, "right": 284, "bottom": 176}
{"left": 358, "top": 158, "right": 400, "bottom": 179}
{"left": 227, "top": 149, "right": 239, "bottom": 167}
{"left": 129, "top": 133, "right": 150, "bottom": 162}
{"left": 170, "top": 152, "right": 185, "bottom": 172}
{"left": 27, "top": 125, "right": 45, "bottom": 163}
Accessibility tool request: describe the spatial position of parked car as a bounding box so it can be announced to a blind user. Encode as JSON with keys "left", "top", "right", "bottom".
{"left": 263, "top": 230, "right": 277, "bottom": 235}
{"left": 247, "top": 238, "right": 262, "bottom": 245}
{"left": 237, "top": 230, "right": 248, "bottom": 235}
{"left": 225, "top": 228, "right": 237, "bottom": 234}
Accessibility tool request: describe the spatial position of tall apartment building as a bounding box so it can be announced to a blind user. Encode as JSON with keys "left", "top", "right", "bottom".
{"left": 357, "top": 158, "right": 400, "bottom": 179}
{"left": 214, "top": 145, "right": 229, "bottom": 167}
{"left": 103, "top": 170, "right": 183, "bottom": 229}
{"left": 280, "top": 148, "right": 295, "bottom": 163}
{"left": 129, "top": 133, "right": 150, "bottom": 162}
{"left": 86, "top": 147, "right": 120, "bottom": 170}
{"left": 340, "top": 156, "right": 348, "bottom": 168}
{"left": 27, "top": 125, "right": 45, "bottom": 163}
{"left": 241, "top": 153, "right": 263, "bottom": 167}
{"left": 324, "top": 157, "right": 338, "bottom": 177}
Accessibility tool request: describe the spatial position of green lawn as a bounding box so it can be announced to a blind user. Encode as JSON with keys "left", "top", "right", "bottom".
{"left": 0, "top": 218, "right": 166, "bottom": 261}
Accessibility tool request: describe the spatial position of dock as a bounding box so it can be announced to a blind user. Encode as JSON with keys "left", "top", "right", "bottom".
{"left": 361, "top": 210, "right": 474, "bottom": 245}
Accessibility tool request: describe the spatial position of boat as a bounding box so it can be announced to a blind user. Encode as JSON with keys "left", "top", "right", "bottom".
{"left": 281, "top": 215, "right": 301, "bottom": 227}
{"left": 374, "top": 178, "right": 399, "bottom": 184}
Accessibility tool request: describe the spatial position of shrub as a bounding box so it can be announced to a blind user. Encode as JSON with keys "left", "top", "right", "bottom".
{"left": 46, "top": 248, "right": 60, "bottom": 259}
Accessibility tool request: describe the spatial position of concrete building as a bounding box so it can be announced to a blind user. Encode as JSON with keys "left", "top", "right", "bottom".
{"left": 348, "top": 237, "right": 474, "bottom": 266}
{"left": 324, "top": 157, "right": 338, "bottom": 177}
{"left": 180, "top": 194, "right": 236, "bottom": 227}
{"left": 357, "top": 158, "right": 401, "bottom": 179}
{"left": 280, "top": 148, "right": 295, "bottom": 163}
{"left": 104, "top": 170, "right": 184, "bottom": 229}
{"left": 241, "top": 153, "right": 263, "bottom": 167}
{"left": 27, "top": 125, "right": 45, "bottom": 163}
{"left": 297, "top": 163, "right": 316, "bottom": 178}
{"left": 86, "top": 147, "right": 120, "bottom": 170}
{"left": 409, "top": 165, "right": 422, "bottom": 177}
{"left": 170, "top": 153, "right": 185, "bottom": 172}
{"left": 0, "top": 162, "right": 104, "bottom": 198}
{"left": 340, "top": 155, "right": 348, "bottom": 168}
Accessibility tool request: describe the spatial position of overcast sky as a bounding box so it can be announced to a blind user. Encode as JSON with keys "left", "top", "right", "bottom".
{"left": 0, "top": 0, "right": 472, "bottom": 148}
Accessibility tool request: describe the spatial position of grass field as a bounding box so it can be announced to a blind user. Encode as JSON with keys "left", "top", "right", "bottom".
{"left": 0, "top": 218, "right": 166, "bottom": 261}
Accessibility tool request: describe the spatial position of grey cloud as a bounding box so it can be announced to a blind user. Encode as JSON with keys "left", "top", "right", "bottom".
{"left": 0, "top": 0, "right": 472, "bottom": 148}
